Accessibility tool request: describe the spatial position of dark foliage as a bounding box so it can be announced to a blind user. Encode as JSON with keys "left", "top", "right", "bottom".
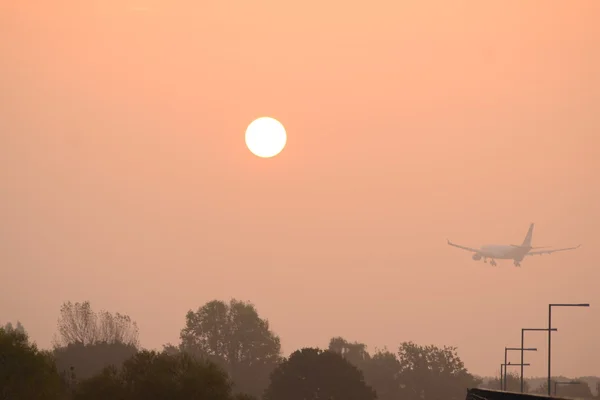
{"left": 179, "top": 299, "right": 282, "bottom": 397}
{"left": 54, "top": 341, "right": 138, "bottom": 382}
{"left": 0, "top": 326, "right": 64, "bottom": 400}
{"left": 264, "top": 348, "right": 377, "bottom": 400}
{"left": 73, "top": 350, "right": 234, "bottom": 400}
{"left": 4, "top": 299, "right": 594, "bottom": 400}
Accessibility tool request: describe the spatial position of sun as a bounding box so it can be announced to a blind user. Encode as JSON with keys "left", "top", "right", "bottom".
{"left": 245, "top": 117, "right": 287, "bottom": 158}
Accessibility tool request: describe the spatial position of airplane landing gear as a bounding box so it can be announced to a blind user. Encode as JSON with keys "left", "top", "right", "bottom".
{"left": 490, "top": 259, "right": 497, "bottom": 266}
{"left": 514, "top": 261, "right": 521, "bottom": 267}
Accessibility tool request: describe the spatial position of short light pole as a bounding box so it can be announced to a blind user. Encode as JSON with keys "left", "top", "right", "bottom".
{"left": 554, "top": 380, "right": 581, "bottom": 396}
{"left": 501, "top": 363, "right": 530, "bottom": 391}
{"left": 521, "top": 328, "right": 557, "bottom": 393}
{"left": 548, "top": 303, "right": 590, "bottom": 396}
{"left": 505, "top": 347, "right": 536, "bottom": 390}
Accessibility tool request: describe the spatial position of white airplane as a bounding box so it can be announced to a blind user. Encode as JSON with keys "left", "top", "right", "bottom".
{"left": 447, "top": 223, "right": 580, "bottom": 267}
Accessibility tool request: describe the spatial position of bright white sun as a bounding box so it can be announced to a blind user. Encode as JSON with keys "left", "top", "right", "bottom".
{"left": 245, "top": 117, "right": 287, "bottom": 158}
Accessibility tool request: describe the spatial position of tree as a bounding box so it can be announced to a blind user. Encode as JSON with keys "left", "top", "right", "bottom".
{"left": 54, "top": 341, "right": 138, "bottom": 382}
{"left": 328, "top": 337, "right": 371, "bottom": 367}
{"left": 54, "top": 301, "right": 139, "bottom": 347}
{"left": 53, "top": 301, "right": 140, "bottom": 383}
{"left": 264, "top": 347, "right": 377, "bottom": 400}
{"left": 397, "top": 341, "right": 482, "bottom": 400}
{"left": 161, "top": 343, "right": 181, "bottom": 356}
{"left": 55, "top": 301, "right": 98, "bottom": 346}
{"left": 95, "top": 310, "right": 139, "bottom": 346}
{"left": 0, "top": 325, "right": 64, "bottom": 399}
{"left": 2, "top": 321, "right": 26, "bottom": 335}
{"left": 73, "top": 350, "right": 234, "bottom": 400}
{"left": 328, "top": 336, "right": 404, "bottom": 400}
{"left": 481, "top": 372, "right": 529, "bottom": 393}
{"left": 71, "top": 365, "right": 124, "bottom": 400}
{"left": 233, "top": 395, "right": 258, "bottom": 400}
{"left": 179, "top": 299, "right": 282, "bottom": 397}
{"left": 533, "top": 380, "right": 594, "bottom": 398}
{"left": 362, "top": 349, "right": 403, "bottom": 400}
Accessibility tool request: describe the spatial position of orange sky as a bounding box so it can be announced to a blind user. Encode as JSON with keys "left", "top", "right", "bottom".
{"left": 1, "top": 0, "right": 599, "bottom": 379}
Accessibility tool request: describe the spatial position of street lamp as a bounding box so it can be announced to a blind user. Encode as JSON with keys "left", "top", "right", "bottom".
{"left": 554, "top": 380, "right": 582, "bottom": 396}
{"left": 548, "top": 303, "right": 590, "bottom": 396}
{"left": 521, "top": 328, "right": 557, "bottom": 393}
{"left": 501, "top": 363, "right": 530, "bottom": 391}
{"left": 505, "top": 347, "right": 536, "bottom": 390}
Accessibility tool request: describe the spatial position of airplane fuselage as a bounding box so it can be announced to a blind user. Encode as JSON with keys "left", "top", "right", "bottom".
{"left": 478, "top": 245, "right": 529, "bottom": 260}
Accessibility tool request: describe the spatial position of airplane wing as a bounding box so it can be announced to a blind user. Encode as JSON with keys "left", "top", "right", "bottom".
{"left": 525, "top": 245, "right": 581, "bottom": 256}
{"left": 447, "top": 240, "right": 480, "bottom": 253}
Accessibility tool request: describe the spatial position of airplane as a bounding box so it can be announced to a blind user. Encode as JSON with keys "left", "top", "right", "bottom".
{"left": 447, "top": 223, "right": 580, "bottom": 267}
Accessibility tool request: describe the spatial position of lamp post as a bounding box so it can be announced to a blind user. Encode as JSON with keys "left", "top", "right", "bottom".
{"left": 501, "top": 363, "right": 530, "bottom": 391}
{"left": 521, "top": 328, "right": 557, "bottom": 393}
{"left": 554, "top": 380, "right": 581, "bottom": 396}
{"left": 505, "top": 347, "right": 536, "bottom": 390}
{"left": 548, "top": 303, "right": 590, "bottom": 396}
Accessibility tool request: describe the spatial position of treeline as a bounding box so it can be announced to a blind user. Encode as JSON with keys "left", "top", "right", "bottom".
{"left": 0, "top": 299, "right": 593, "bottom": 400}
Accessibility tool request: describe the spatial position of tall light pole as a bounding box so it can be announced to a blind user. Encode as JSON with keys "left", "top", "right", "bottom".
{"left": 505, "top": 347, "right": 536, "bottom": 389}
{"left": 521, "top": 328, "right": 557, "bottom": 393}
{"left": 548, "top": 303, "right": 590, "bottom": 396}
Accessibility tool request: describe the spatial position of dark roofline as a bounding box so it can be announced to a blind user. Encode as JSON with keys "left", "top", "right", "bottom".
{"left": 467, "top": 388, "right": 572, "bottom": 400}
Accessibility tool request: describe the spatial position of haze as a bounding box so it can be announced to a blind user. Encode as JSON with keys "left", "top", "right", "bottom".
{"left": 1, "top": 0, "right": 599, "bottom": 379}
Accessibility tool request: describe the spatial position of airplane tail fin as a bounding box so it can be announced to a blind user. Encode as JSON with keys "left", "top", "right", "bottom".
{"left": 521, "top": 223, "right": 534, "bottom": 248}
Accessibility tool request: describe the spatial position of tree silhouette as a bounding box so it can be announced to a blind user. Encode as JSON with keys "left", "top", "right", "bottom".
{"left": 264, "top": 348, "right": 377, "bottom": 400}
{"left": 54, "top": 341, "right": 138, "bottom": 382}
{"left": 54, "top": 301, "right": 139, "bottom": 347}
{"left": 2, "top": 321, "right": 26, "bottom": 335}
{"left": 328, "top": 336, "right": 371, "bottom": 367}
{"left": 397, "top": 341, "right": 481, "bottom": 400}
{"left": 481, "top": 371, "right": 530, "bottom": 393}
{"left": 4, "top": 297, "right": 586, "bottom": 399}
{"left": 74, "top": 350, "right": 234, "bottom": 400}
{"left": 179, "top": 299, "right": 282, "bottom": 397}
{"left": 362, "top": 349, "right": 404, "bottom": 400}
{"left": 0, "top": 325, "right": 64, "bottom": 399}
{"left": 533, "top": 380, "right": 594, "bottom": 398}
{"left": 53, "top": 301, "right": 140, "bottom": 383}
{"left": 328, "top": 336, "right": 404, "bottom": 400}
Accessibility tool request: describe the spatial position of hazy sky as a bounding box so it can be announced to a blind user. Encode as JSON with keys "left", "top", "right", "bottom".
{"left": 1, "top": 1, "right": 599, "bottom": 379}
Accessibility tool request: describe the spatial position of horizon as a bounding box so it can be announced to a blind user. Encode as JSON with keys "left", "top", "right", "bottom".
{"left": 3, "top": 315, "right": 599, "bottom": 384}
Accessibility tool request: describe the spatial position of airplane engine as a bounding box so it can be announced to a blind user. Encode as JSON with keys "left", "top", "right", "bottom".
{"left": 472, "top": 253, "right": 482, "bottom": 260}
